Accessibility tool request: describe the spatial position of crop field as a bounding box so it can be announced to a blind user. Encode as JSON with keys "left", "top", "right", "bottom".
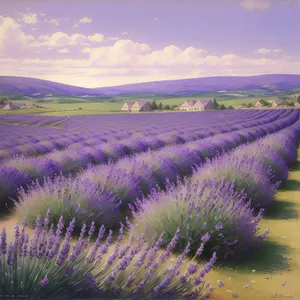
{"left": 0, "top": 109, "right": 300, "bottom": 299}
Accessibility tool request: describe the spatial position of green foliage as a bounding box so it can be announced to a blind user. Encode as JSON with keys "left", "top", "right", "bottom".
{"left": 150, "top": 100, "right": 158, "bottom": 110}
{"left": 158, "top": 102, "right": 163, "bottom": 110}
{"left": 219, "top": 104, "right": 226, "bottom": 110}
{"left": 213, "top": 98, "right": 219, "bottom": 109}
{"left": 246, "top": 103, "right": 253, "bottom": 108}
{"left": 297, "top": 95, "right": 300, "bottom": 104}
{"left": 259, "top": 99, "right": 270, "bottom": 106}
{"left": 228, "top": 105, "right": 234, "bottom": 109}
{"left": 0, "top": 98, "right": 7, "bottom": 105}
{"left": 164, "top": 104, "right": 171, "bottom": 110}
{"left": 286, "top": 101, "right": 295, "bottom": 107}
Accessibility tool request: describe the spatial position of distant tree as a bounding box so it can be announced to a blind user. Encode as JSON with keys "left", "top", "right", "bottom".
{"left": 213, "top": 98, "right": 219, "bottom": 109}
{"left": 228, "top": 105, "right": 234, "bottom": 109}
{"left": 151, "top": 100, "right": 158, "bottom": 110}
{"left": 260, "top": 99, "right": 269, "bottom": 106}
{"left": 242, "top": 102, "right": 247, "bottom": 107}
{"left": 219, "top": 104, "right": 226, "bottom": 110}
{"left": 170, "top": 105, "right": 177, "bottom": 110}
{"left": 297, "top": 95, "right": 300, "bottom": 104}
{"left": 0, "top": 98, "right": 7, "bottom": 105}
{"left": 164, "top": 104, "right": 171, "bottom": 110}
{"left": 246, "top": 103, "right": 253, "bottom": 108}
{"left": 158, "top": 102, "right": 163, "bottom": 110}
{"left": 286, "top": 101, "right": 295, "bottom": 107}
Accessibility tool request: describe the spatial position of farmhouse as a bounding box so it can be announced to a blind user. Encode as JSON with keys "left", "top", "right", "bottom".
{"left": 255, "top": 100, "right": 265, "bottom": 107}
{"left": 179, "top": 100, "right": 197, "bottom": 111}
{"left": 130, "top": 100, "right": 152, "bottom": 112}
{"left": 2, "top": 102, "right": 20, "bottom": 110}
{"left": 121, "top": 101, "right": 134, "bottom": 112}
{"left": 295, "top": 102, "right": 300, "bottom": 108}
{"left": 193, "top": 100, "right": 213, "bottom": 111}
{"left": 271, "top": 100, "right": 286, "bottom": 107}
{"left": 179, "top": 99, "right": 213, "bottom": 111}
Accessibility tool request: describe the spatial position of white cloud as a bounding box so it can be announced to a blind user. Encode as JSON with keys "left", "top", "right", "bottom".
{"left": 31, "top": 28, "right": 39, "bottom": 31}
{"left": 79, "top": 17, "right": 92, "bottom": 23}
{"left": 108, "top": 36, "right": 119, "bottom": 41}
{"left": 241, "top": 0, "right": 271, "bottom": 11}
{"left": 58, "top": 48, "right": 70, "bottom": 53}
{"left": 31, "top": 32, "right": 105, "bottom": 47}
{"left": 87, "top": 33, "right": 104, "bottom": 43}
{"left": 40, "top": 13, "right": 46, "bottom": 17}
{"left": 73, "top": 24, "right": 79, "bottom": 28}
{"left": 22, "top": 13, "right": 38, "bottom": 24}
{"left": 81, "top": 47, "right": 92, "bottom": 53}
{"left": 254, "top": 48, "right": 282, "bottom": 54}
{"left": 0, "top": 16, "right": 34, "bottom": 57}
{"left": 47, "top": 18, "right": 60, "bottom": 26}
{"left": 122, "top": 31, "right": 129, "bottom": 35}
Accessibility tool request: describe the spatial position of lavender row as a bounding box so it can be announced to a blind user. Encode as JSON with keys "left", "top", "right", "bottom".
{"left": 0, "top": 109, "right": 271, "bottom": 159}
{"left": 0, "top": 210, "right": 216, "bottom": 299}
{"left": 3, "top": 109, "right": 288, "bottom": 175}
{"left": 1, "top": 110, "right": 291, "bottom": 210}
{"left": 131, "top": 119, "right": 300, "bottom": 260}
{"left": 0, "top": 114, "right": 67, "bottom": 127}
{"left": 13, "top": 110, "right": 300, "bottom": 231}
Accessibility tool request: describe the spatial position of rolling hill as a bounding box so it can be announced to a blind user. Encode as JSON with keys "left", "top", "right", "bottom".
{"left": 1, "top": 74, "right": 300, "bottom": 97}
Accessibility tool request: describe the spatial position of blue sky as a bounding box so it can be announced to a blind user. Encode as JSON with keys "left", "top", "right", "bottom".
{"left": 0, "top": 0, "right": 300, "bottom": 87}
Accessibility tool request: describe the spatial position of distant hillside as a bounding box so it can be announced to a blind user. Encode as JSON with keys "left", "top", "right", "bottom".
{"left": 95, "top": 74, "right": 300, "bottom": 95}
{"left": 1, "top": 74, "right": 300, "bottom": 97}
{"left": 0, "top": 76, "right": 104, "bottom": 97}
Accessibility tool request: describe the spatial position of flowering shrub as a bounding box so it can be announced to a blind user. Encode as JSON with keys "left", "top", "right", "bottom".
{"left": 192, "top": 155, "right": 279, "bottom": 208}
{"left": 14, "top": 175, "right": 121, "bottom": 231}
{"left": 131, "top": 179, "right": 268, "bottom": 259}
{"left": 234, "top": 143, "right": 289, "bottom": 183}
{"left": 0, "top": 211, "right": 215, "bottom": 299}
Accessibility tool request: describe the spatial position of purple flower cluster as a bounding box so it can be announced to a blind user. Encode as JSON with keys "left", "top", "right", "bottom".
{"left": 0, "top": 211, "right": 214, "bottom": 299}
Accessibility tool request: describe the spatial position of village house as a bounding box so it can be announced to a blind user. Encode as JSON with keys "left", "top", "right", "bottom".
{"left": 271, "top": 100, "right": 286, "bottom": 108}
{"left": 179, "top": 99, "right": 213, "bottom": 111}
{"left": 130, "top": 100, "right": 152, "bottom": 112}
{"left": 121, "top": 101, "right": 134, "bottom": 112}
{"left": 255, "top": 100, "right": 265, "bottom": 107}
{"left": 295, "top": 102, "right": 300, "bottom": 108}
{"left": 193, "top": 100, "right": 213, "bottom": 111}
{"left": 121, "top": 100, "right": 152, "bottom": 112}
{"left": 2, "top": 102, "right": 20, "bottom": 110}
{"left": 179, "top": 100, "right": 197, "bottom": 111}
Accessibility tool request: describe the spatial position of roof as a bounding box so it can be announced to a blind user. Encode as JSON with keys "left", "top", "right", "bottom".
{"left": 123, "top": 101, "right": 134, "bottom": 108}
{"left": 185, "top": 100, "right": 197, "bottom": 106}
{"left": 3, "top": 102, "right": 20, "bottom": 109}
{"left": 273, "top": 100, "right": 285, "bottom": 105}
{"left": 196, "top": 100, "right": 212, "bottom": 105}
{"left": 133, "top": 100, "right": 150, "bottom": 107}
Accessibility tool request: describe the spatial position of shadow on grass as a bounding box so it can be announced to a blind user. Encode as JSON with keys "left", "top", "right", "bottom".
{"left": 280, "top": 179, "right": 300, "bottom": 191}
{"left": 215, "top": 241, "right": 291, "bottom": 274}
{"left": 264, "top": 200, "right": 298, "bottom": 220}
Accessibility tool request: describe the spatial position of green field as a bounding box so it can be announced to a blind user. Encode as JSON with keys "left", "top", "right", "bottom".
{"left": 0, "top": 91, "right": 298, "bottom": 116}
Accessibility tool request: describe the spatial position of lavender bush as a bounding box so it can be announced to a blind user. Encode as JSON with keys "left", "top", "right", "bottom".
{"left": 192, "top": 155, "right": 279, "bottom": 208}
{"left": 0, "top": 212, "right": 215, "bottom": 299}
{"left": 14, "top": 175, "right": 121, "bottom": 231}
{"left": 130, "top": 178, "right": 268, "bottom": 259}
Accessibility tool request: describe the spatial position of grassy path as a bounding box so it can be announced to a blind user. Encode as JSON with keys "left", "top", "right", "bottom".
{"left": 206, "top": 149, "right": 300, "bottom": 300}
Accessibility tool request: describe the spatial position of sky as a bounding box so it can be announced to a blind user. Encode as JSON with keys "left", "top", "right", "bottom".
{"left": 0, "top": 0, "right": 300, "bottom": 88}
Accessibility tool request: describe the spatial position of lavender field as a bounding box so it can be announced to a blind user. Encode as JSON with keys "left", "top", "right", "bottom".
{"left": 0, "top": 109, "right": 300, "bottom": 300}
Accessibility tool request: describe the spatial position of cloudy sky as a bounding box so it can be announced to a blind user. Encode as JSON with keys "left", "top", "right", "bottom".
{"left": 0, "top": 0, "right": 300, "bottom": 88}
